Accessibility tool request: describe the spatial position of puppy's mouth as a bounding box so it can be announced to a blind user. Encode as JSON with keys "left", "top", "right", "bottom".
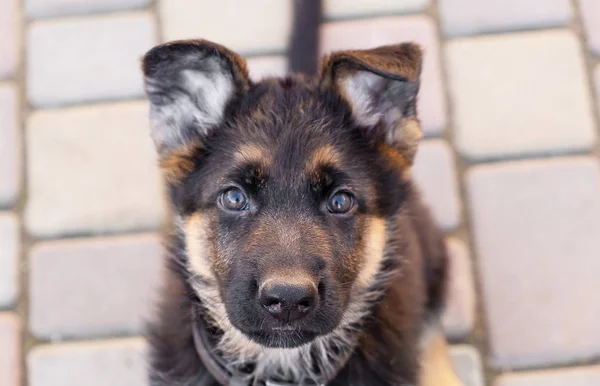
{"left": 244, "top": 326, "right": 319, "bottom": 348}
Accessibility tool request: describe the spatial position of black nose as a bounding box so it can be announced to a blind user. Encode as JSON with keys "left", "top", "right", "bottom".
{"left": 259, "top": 279, "right": 318, "bottom": 322}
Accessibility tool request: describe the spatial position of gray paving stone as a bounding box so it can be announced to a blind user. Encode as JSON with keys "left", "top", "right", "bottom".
{"left": 0, "top": 83, "right": 20, "bottom": 206}
{"left": 28, "top": 338, "right": 147, "bottom": 386}
{"left": 26, "top": 0, "right": 150, "bottom": 19}
{"left": 159, "top": 0, "right": 293, "bottom": 55}
{"left": 247, "top": 56, "right": 288, "bottom": 81}
{"left": 451, "top": 345, "right": 485, "bottom": 386}
{"left": 447, "top": 30, "right": 596, "bottom": 161}
{"left": 29, "top": 234, "right": 163, "bottom": 340}
{"left": 495, "top": 366, "right": 600, "bottom": 386}
{"left": 0, "top": 213, "right": 19, "bottom": 308}
{"left": 412, "top": 140, "right": 461, "bottom": 231}
{"left": 321, "top": 16, "right": 447, "bottom": 137}
{"left": 442, "top": 238, "right": 475, "bottom": 339}
{"left": 323, "top": 0, "right": 429, "bottom": 20}
{"left": 0, "top": 0, "right": 20, "bottom": 80}
{"left": 27, "top": 12, "right": 156, "bottom": 108}
{"left": 466, "top": 157, "right": 600, "bottom": 369}
{"left": 25, "top": 101, "right": 166, "bottom": 238}
{"left": 439, "top": 0, "right": 572, "bottom": 37}
{"left": 580, "top": 0, "right": 600, "bottom": 56}
{"left": 0, "top": 313, "right": 21, "bottom": 386}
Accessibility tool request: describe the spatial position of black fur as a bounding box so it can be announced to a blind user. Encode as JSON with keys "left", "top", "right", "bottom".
{"left": 143, "top": 43, "right": 449, "bottom": 386}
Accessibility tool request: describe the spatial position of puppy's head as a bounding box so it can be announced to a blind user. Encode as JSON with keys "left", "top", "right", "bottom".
{"left": 142, "top": 40, "right": 422, "bottom": 349}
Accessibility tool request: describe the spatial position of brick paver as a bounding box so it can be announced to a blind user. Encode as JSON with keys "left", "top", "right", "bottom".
{"left": 27, "top": 12, "right": 156, "bottom": 108}
{"left": 29, "top": 234, "right": 162, "bottom": 340}
{"left": 25, "top": 0, "right": 150, "bottom": 19}
{"left": 447, "top": 30, "right": 596, "bottom": 161}
{"left": 442, "top": 238, "right": 475, "bottom": 339}
{"left": 159, "top": 0, "right": 293, "bottom": 55}
{"left": 412, "top": 139, "right": 461, "bottom": 231}
{"left": 0, "top": 83, "right": 20, "bottom": 206}
{"left": 25, "top": 101, "right": 166, "bottom": 238}
{"left": 323, "top": 0, "right": 429, "bottom": 21}
{"left": 1, "top": 1, "right": 600, "bottom": 385}
{"left": 580, "top": 0, "right": 600, "bottom": 56}
{"left": 0, "top": 313, "right": 21, "bottom": 386}
{"left": 0, "top": 0, "right": 20, "bottom": 80}
{"left": 28, "top": 338, "right": 147, "bottom": 386}
{"left": 0, "top": 213, "right": 19, "bottom": 308}
{"left": 495, "top": 366, "right": 600, "bottom": 386}
{"left": 247, "top": 56, "right": 289, "bottom": 81}
{"left": 320, "top": 16, "right": 447, "bottom": 137}
{"left": 450, "top": 345, "right": 484, "bottom": 386}
{"left": 439, "top": 0, "right": 572, "bottom": 37}
{"left": 467, "top": 157, "right": 600, "bottom": 369}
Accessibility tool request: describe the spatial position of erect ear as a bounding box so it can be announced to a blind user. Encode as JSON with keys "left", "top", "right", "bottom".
{"left": 319, "top": 44, "right": 423, "bottom": 165}
{"left": 142, "top": 40, "right": 249, "bottom": 157}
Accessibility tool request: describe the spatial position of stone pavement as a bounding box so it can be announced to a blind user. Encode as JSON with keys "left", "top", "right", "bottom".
{"left": 1, "top": 0, "right": 599, "bottom": 385}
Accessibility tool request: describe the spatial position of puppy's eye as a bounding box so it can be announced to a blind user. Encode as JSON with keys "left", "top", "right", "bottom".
{"left": 327, "top": 191, "right": 354, "bottom": 214}
{"left": 220, "top": 188, "right": 248, "bottom": 211}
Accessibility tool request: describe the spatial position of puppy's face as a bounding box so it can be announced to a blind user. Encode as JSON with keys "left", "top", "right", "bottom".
{"left": 142, "top": 41, "right": 422, "bottom": 348}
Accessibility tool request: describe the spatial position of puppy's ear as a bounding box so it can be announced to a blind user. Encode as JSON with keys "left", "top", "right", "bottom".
{"left": 142, "top": 40, "right": 249, "bottom": 156}
{"left": 319, "top": 44, "right": 423, "bottom": 164}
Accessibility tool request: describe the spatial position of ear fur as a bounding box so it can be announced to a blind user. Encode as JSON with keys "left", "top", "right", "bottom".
{"left": 319, "top": 44, "right": 423, "bottom": 164}
{"left": 142, "top": 40, "right": 249, "bottom": 156}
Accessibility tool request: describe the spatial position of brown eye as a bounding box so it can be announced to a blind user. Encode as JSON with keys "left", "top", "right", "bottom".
{"left": 220, "top": 188, "right": 248, "bottom": 211}
{"left": 327, "top": 191, "right": 354, "bottom": 214}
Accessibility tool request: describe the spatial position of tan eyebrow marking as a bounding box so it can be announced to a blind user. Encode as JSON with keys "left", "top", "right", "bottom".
{"left": 305, "top": 144, "right": 341, "bottom": 172}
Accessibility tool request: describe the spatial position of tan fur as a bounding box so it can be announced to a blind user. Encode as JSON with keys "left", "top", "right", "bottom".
{"left": 185, "top": 213, "right": 214, "bottom": 280}
{"left": 235, "top": 143, "right": 271, "bottom": 165}
{"left": 305, "top": 145, "right": 341, "bottom": 172}
{"left": 354, "top": 217, "right": 387, "bottom": 291}
{"left": 419, "top": 328, "right": 463, "bottom": 386}
{"left": 159, "top": 141, "right": 200, "bottom": 183}
{"left": 392, "top": 118, "right": 422, "bottom": 165}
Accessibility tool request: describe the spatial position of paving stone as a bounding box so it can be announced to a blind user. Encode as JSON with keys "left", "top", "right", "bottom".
{"left": 160, "top": 0, "right": 293, "bottom": 55}
{"left": 247, "top": 56, "right": 288, "bottom": 81}
{"left": 439, "top": 0, "right": 571, "bottom": 37}
{"left": 451, "top": 345, "right": 485, "bottom": 386}
{"left": 412, "top": 140, "right": 461, "bottom": 230}
{"left": 27, "top": 12, "right": 156, "bottom": 108}
{"left": 26, "top": 0, "right": 150, "bottom": 19}
{"left": 25, "top": 101, "right": 166, "bottom": 238}
{"left": 323, "top": 0, "right": 429, "bottom": 21}
{"left": 0, "top": 0, "right": 20, "bottom": 79}
{"left": 0, "top": 213, "right": 19, "bottom": 308}
{"left": 29, "top": 234, "right": 163, "bottom": 339}
{"left": 28, "top": 338, "right": 147, "bottom": 386}
{"left": 495, "top": 366, "right": 600, "bottom": 386}
{"left": 581, "top": 0, "right": 600, "bottom": 56}
{"left": 442, "top": 239, "right": 475, "bottom": 339}
{"left": 0, "top": 83, "right": 20, "bottom": 206}
{"left": 0, "top": 313, "right": 21, "bottom": 386}
{"left": 321, "top": 16, "right": 447, "bottom": 137}
{"left": 447, "top": 30, "right": 596, "bottom": 161}
{"left": 466, "top": 157, "right": 600, "bottom": 369}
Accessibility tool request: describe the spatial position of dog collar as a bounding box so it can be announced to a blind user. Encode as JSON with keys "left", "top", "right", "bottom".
{"left": 191, "top": 305, "right": 329, "bottom": 386}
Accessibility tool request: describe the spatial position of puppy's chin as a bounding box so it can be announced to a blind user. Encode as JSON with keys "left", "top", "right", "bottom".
{"left": 243, "top": 328, "right": 320, "bottom": 348}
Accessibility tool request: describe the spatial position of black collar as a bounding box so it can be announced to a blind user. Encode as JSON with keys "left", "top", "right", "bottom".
{"left": 191, "top": 305, "right": 344, "bottom": 386}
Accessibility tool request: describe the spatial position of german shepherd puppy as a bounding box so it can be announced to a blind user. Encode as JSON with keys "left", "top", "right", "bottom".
{"left": 142, "top": 39, "right": 460, "bottom": 386}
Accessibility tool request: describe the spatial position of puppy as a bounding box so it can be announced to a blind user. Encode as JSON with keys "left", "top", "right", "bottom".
{"left": 141, "top": 39, "right": 461, "bottom": 386}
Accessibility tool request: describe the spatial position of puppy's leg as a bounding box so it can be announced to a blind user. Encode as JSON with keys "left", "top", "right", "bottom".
{"left": 419, "top": 327, "right": 462, "bottom": 386}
